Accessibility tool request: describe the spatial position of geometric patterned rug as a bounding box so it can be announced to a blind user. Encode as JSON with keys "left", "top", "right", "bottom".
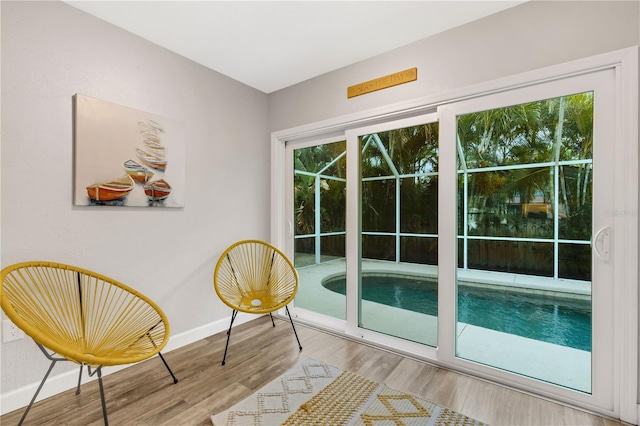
{"left": 211, "top": 358, "right": 488, "bottom": 425}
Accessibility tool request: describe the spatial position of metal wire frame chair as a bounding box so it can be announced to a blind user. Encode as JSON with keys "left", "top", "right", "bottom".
{"left": 213, "top": 240, "right": 302, "bottom": 365}
{"left": 0, "top": 261, "right": 178, "bottom": 426}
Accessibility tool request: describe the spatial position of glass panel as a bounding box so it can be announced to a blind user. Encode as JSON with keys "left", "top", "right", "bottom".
{"left": 464, "top": 240, "right": 554, "bottom": 276}
{"left": 293, "top": 234, "right": 346, "bottom": 268}
{"left": 359, "top": 122, "right": 438, "bottom": 347}
{"left": 400, "top": 236, "right": 437, "bottom": 265}
{"left": 294, "top": 237, "right": 315, "bottom": 268}
{"left": 362, "top": 180, "right": 395, "bottom": 233}
{"left": 559, "top": 243, "right": 591, "bottom": 281}
{"left": 293, "top": 173, "right": 315, "bottom": 236}
{"left": 401, "top": 176, "right": 438, "bottom": 234}
{"left": 558, "top": 164, "right": 592, "bottom": 241}
{"left": 293, "top": 141, "right": 346, "bottom": 320}
{"left": 456, "top": 92, "right": 593, "bottom": 393}
{"left": 463, "top": 168, "right": 554, "bottom": 239}
{"left": 361, "top": 134, "right": 394, "bottom": 178}
{"left": 320, "top": 234, "right": 345, "bottom": 260}
{"left": 361, "top": 235, "right": 395, "bottom": 261}
{"left": 320, "top": 179, "right": 346, "bottom": 233}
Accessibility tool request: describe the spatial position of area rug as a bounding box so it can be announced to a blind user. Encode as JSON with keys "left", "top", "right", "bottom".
{"left": 211, "top": 358, "right": 487, "bottom": 425}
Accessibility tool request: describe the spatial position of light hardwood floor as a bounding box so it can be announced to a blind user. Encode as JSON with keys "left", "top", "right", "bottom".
{"left": 1, "top": 316, "right": 627, "bottom": 426}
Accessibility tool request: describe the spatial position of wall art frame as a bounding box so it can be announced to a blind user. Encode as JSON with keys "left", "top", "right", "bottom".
{"left": 73, "top": 94, "right": 185, "bottom": 207}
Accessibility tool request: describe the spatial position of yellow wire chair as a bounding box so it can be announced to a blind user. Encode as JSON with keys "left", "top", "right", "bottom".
{"left": 0, "top": 261, "right": 178, "bottom": 426}
{"left": 213, "top": 240, "right": 302, "bottom": 365}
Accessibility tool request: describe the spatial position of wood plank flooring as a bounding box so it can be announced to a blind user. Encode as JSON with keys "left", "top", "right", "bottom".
{"left": 0, "top": 316, "right": 626, "bottom": 426}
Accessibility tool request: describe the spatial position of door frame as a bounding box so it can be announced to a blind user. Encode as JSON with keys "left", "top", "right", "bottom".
{"left": 271, "top": 47, "right": 637, "bottom": 422}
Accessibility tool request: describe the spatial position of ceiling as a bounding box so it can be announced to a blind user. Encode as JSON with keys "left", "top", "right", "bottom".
{"left": 64, "top": 1, "right": 525, "bottom": 94}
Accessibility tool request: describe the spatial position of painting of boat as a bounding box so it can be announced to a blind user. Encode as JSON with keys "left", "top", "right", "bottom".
{"left": 74, "top": 95, "right": 183, "bottom": 207}
{"left": 142, "top": 141, "right": 166, "bottom": 157}
{"left": 143, "top": 179, "right": 172, "bottom": 201}
{"left": 123, "top": 159, "right": 154, "bottom": 183}
{"left": 86, "top": 175, "right": 134, "bottom": 201}
{"left": 142, "top": 132, "right": 161, "bottom": 144}
{"left": 138, "top": 120, "right": 163, "bottom": 134}
{"left": 136, "top": 147, "right": 167, "bottom": 171}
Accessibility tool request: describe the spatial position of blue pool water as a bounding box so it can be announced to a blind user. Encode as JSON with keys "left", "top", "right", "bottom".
{"left": 324, "top": 276, "right": 591, "bottom": 351}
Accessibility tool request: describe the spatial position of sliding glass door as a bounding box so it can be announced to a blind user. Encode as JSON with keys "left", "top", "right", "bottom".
{"left": 454, "top": 92, "right": 595, "bottom": 392}
{"left": 288, "top": 137, "right": 347, "bottom": 323}
{"left": 439, "top": 67, "right": 616, "bottom": 410}
{"left": 349, "top": 114, "right": 439, "bottom": 346}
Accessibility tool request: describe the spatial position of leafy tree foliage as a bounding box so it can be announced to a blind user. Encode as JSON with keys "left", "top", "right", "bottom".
{"left": 293, "top": 92, "right": 593, "bottom": 280}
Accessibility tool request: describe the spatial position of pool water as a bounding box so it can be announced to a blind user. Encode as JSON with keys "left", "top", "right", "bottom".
{"left": 324, "top": 275, "right": 592, "bottom": 351}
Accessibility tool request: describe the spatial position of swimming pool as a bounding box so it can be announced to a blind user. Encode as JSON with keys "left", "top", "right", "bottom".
{"left": 323, "top": 275, "right": 591, "bottom": 351}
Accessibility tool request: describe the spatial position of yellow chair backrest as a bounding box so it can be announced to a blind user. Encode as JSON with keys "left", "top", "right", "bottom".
{"left": 214, "top": 240, "right": 298, "bottom": 314}
{"left": 1, "top": 261, "right": 170, "bottom": 366}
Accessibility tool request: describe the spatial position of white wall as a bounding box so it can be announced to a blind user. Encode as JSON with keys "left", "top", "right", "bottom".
{"left": 268, "top": 1, "right": 639, "bottom": 132}
{"left": 1, "top": 0, "right": 269, "bottom": 409}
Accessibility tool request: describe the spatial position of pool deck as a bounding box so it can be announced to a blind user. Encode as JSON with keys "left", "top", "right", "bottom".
{"left": 295, "top": 258, "right": 591, "bottom": 393}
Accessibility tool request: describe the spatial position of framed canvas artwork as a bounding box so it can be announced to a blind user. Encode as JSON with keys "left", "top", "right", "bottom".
{"left": 73, "top": 94, "right": 185, "bottom": 207}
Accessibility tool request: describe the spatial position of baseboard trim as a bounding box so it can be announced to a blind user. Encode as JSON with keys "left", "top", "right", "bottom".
{"left": 0, "top": 313, "right": 258, "bottom": 416}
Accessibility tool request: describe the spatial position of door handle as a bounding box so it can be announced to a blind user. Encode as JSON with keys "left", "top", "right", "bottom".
{"left": 592, "top": 226, "right": 611, "bottom": 262}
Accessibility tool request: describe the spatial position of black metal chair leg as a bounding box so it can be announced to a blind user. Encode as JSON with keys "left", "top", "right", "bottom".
{"left": 269, "top": 312, "right": 276, "bottom": 327}
{"left": 221, "top": 309, "right": 238, "bottom": 365}
{"left": 285, "top": 306, "right": 303, "bottom": 351}
{"left": 96, "top": 367, "right": 109, "bottom": 426}
{"left": 76, "top": 364, "right": 84, "bottom": 395}
{"left": 18, "top": 360, "right": 57, "bottom": 426}
{"left": 158, "top": 352, "right": 178, "bottom": 383}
